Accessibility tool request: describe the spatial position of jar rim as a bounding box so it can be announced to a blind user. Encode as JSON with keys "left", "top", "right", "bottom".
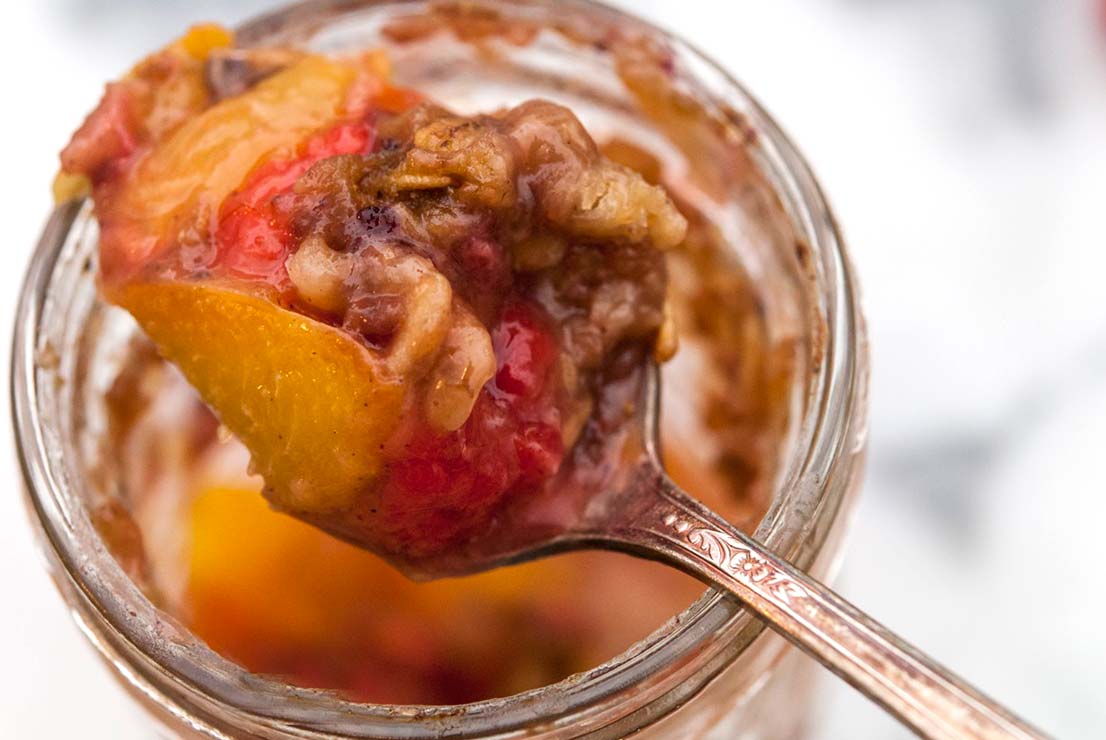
{"left": 11, "top": 1, "right": 867, "bottom": 737}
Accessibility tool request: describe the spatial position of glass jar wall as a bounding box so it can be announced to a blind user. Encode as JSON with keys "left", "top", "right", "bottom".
{"left": 12, "top": 1, "right": 867, "bottom": 737}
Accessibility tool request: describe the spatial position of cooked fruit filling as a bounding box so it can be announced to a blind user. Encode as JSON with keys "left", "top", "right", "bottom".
{"left": 60, "top": 26, "right": 686, "bottom": 558}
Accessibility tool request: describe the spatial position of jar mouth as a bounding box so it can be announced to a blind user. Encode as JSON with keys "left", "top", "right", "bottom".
{"left": 11, "top": 1, "right": 867, "bottom": 737}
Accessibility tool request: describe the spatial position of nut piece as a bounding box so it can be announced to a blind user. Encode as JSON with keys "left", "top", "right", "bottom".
{"left": 383, "top": 255, "right": 454, "bottom": 376}
{"left": 397, "top": 113, "right": 518, "bottom": 208}
{"left": 501, "top": 100, "right": 688, "bottom": 250}
{"left": 563, "top": 164, "right": 688, "bottom": 250}
{"left": 424, "top": 306, "right": 497, "bottom": 432}
{"left": 286, "top": 235, "right": 352, "bottom": 314}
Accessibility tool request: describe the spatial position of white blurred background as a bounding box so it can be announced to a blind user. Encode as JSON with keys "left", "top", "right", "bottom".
{"left": 2, "top": 0, "right": 1105, "bottom": 737}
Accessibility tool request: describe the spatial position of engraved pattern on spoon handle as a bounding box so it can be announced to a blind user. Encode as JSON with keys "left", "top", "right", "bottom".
{"left": 615, "top": 470, "right": 1048, "bottom": 740}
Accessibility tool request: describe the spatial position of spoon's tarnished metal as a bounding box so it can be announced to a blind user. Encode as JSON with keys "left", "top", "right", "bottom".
{"left": 392, "top": 364, "right": 1047, "bottom": 740}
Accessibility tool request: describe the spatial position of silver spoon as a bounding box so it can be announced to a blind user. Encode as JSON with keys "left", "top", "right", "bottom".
{"left": 389, "top": 362, "right": 1047, "bottom": 740}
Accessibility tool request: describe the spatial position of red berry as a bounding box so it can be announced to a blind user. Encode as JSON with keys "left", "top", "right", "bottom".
{"left": 374, "top": 299, "right": 566, "bottom": 556}
{"left": 212, "top": 120, "right": 374, "bottom": 287}
{"left": 492, "top": 303, "right": 557, "bottom": 399}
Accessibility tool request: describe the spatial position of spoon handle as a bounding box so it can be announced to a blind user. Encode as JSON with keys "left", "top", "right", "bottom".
{"left": 608, "top": 468, "right": 1047, "bottom": 740}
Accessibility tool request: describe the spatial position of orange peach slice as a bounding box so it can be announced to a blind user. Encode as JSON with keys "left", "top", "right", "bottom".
{"left": 116, "top": 282, "right": 406, "bottom": 512}
{"left": 100, "top": 55, "right": 357, "bottom": 282}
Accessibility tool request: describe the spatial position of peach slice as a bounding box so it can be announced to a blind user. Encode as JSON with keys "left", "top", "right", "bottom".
{"left": 116, "top": 282, "right": 406, "bottom": 512}
{"left": 99, "top": 54, "right": 357, "bottom": 283}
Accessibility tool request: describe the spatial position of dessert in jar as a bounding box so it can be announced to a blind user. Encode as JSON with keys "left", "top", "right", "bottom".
{"left": 15, "top": 2, "right": 866, "bottom": 737}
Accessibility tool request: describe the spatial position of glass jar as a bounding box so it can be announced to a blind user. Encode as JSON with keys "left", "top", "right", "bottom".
{"left": 12, "top": 1, "right": 868, "bottom": 737}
